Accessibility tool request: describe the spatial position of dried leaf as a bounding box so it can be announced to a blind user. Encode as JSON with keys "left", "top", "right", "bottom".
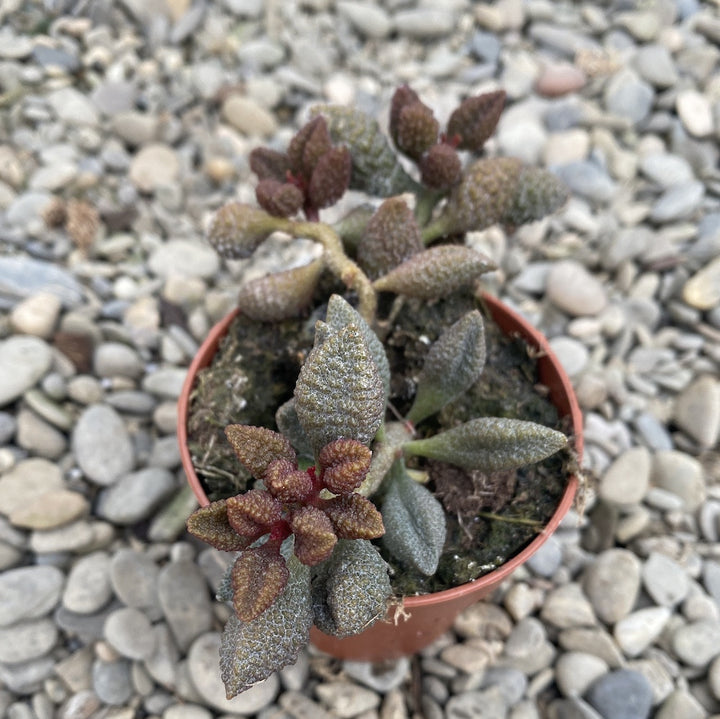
{"left": 291, "top": 506, "right": 337, "bottom": 566}
{"left": 407, "top": 310, "right": 486, "bottom": 424}
{"left": 403, "top": 417, "right": 568, "bottom": 472}
{"left": 373, "top": 245, "right": 496, "bottom": 299}
{"left": 381, "top": 461, "right": 446, "bottom": 575}
{"left": 321, "top": 494, "right": 384, "bottom": 539}
{"left": 225, "top": 425, "right": 296, "bottom": 479}
{"left": 186, "top": 500, "right": 252, "bottom": 552}
{"left": 231, "top": 545, "right": 289, "bottom": 622}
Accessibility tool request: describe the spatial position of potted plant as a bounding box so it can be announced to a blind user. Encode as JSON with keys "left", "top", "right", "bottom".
{"left": 178, "top": 86, "right": 582, "bottom": 697}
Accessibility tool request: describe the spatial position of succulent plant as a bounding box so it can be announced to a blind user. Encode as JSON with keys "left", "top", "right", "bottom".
{"left": 187, "top": 85, "right": 571, "bottom": 697}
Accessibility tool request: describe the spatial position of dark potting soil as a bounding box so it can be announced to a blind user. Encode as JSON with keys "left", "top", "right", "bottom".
{"left": 186, "top": 291, "right": 575, "bottom": 595}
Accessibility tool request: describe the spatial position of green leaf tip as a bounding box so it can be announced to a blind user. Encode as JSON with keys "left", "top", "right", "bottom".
{"left": 404, "top": 417, "right": 568, "bottom": 472}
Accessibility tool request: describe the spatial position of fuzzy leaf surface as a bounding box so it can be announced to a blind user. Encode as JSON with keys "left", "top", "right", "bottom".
{"left": 291, "top": 506, "right": 337, "bottom": 566}
{"left": 381, "top": 461, "right": 446, "bottom": 576}
{"left": 404, "top": 417, "right": 568, "bottom": 471}
{"left": 226, "top": 490, "right": 282, "bottom": 536}
{"left": 186, "top": 500, "right": 253, "bottom": 552}
{"left": 231, "top": 545, "right": 289, "bottom": 622}
{"left": 275, "top": 399, "right": 313, "bottom": 460}
{"left": 206, "top": 203, "right": 280, "bottom": 259}
{"left": 312, "top": 105, "right": 419, "bottom": 197}
{"left": 295, "top": 324, "right": 385, "bottom": 454}
{"left": 220, "top": 553, "right": 312, "bottom": 697}
{"left": 325, "top": 294, "right": 390, "bottom": 400}
{"left": 311, "top": 539, "right": 391, "bottom": 638}
{"left": 264, "top": 459, "right": 313, "bottom": 502}
{"left": 407, "top": 310, "right": 486, "bottom": 424}
{"left": 446, "top": 90, "right": 506, "bottom": 151}
{"left": 225, "top": 425, "right": 297, "bottom": 479}
{"left": 505, "top": 166, "right": 569, "bottom": 226}
{"left": 321, "top": 493, "right": 384, "bottom": 539}
{"left": 319, "top": 438, "right": 372, "bottom": 494}
{"left": 373, "top": 245, "right": 496, "bottom": 299}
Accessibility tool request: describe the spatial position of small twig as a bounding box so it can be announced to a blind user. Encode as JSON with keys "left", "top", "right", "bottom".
{"left": 475, "top": 512, "right": 545, "bottom": 529}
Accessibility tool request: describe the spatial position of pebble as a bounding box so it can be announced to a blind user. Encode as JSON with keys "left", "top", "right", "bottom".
{"left": 46, "top": 87, "right": 100, "bottom": 127}
{"left": 671, "top": 620, "right": 720, "bottom": 667}
{"left": 0, "top": 336, "right": 53, "bottom": 407}
{"left": 96, "top": 468, "right": 176, "bottom": 524}
{"left": 639, "top": 153, "right": 694, "bottom": 188}
{"left": 316, "top": 682, "right": 380, "bottom": 717}
{"left": 92, "top": 658, "right": 133, "bottom": 706}
{"left": 650, "top": 451, "right": 706, "bottom": 512}
{"left": 554, "top": 651, "right": 608, "bottom": 697}
{"left": 221, "top": 95, "right": 277, "bottom": 137}
{"left": 9, "top": 292, "right": 62, "bottom": 338}
{"left": 93, "top": 343, "right": 144, "bottom": 379}
{"left": 673, "top": 375, "right": 720, "bottom": 447}
{"left": 633, "top": 44, "right": 679, "bottom": 88}
{"left": 683, "top": 255, "right": 720, "bottom": 310}
{"left": 62, "top": 551, "right": 113, "bottom": 615}
{"left": 393, "top": 9, "right": 455, "bottom": 39}
{"left": 9, "top": 488, "right": 88, "bottom": 530}
{"left": 129, "top": 144, "right": 181, "bottom": 193}
{"left": 656, "top": 688, "right": 706, "bottom": 719}
{"left": 72, "top": 404, "right": 135, "bottom": 486}
{"left": 603, "top": 69, "right": 655, "bottom": 125}
{"left": 109, "top": 548, "right": 161, "bottom": 613}
{"left": 583, "top": 549, "right": 641, "bottom": 624}
{"left": 0, "top": 457, "right": 65, "bottom": 517}
{"left": 649, "top": 181, "right": 704, "bottom": 223}
{"left": 540, "top": 583, "right": 597, "bottom": 629}
{"left": 598, "top": 446, "right": 650, "bottom": 508}
{"left": 585, "top": 670, "right": 653, "bottom": 719}
{"left": 613, "top": 606, "right": 671, "bottom": 657}
{"left": 338, "top": 1, "right": 392, "bottom": 39}
{"left": 535, "top": 62, "right": 586, "bottom": 97}
{"left": 0, "top": 565, "right": 64, "bottom": 627}
{"left": 676, "top": 89, "right": 714, "bottom": 138}
{"left": 104, "top": 607, "right": 157, "bottom": 660}
{"left": 342, "top": 659, "right": 409, "bottom": 693}
{"left": 148, "top": 240, "right": 220, "bottom": 280}
{"left": 0, "top": 618, "right": 58, "bottom": 664}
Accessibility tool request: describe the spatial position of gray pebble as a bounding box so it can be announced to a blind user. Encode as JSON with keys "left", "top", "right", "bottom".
{"left": 546, "top": 260, "right": 608, "bottom": 316}
{"left": 671, "top": 620, "right": 720, "bottom": 667}
{"left": 393, "top": 9, "right": 455, "bottom": 39}
{"left": 103, "top": 606, "right": 157, "bottom": 660}
{"left": 0, "top": 336, "right": 53, "bottom": 407}
{"left": 445, "top": 686, "right": 507, "bottom": 719}
{"left": 92, "top": 658, "right": 133, "bottom": 706}
{"left": 109, "top": 547, "right": 161, "bottom": 613}
{"left": 96, "top": 468, "right": 176, "bottom": 525}
{"left": 651, "top": 451, "right": 706, "bottom": 512}
{"left": 585, "top": 669, "right": 653, "bottom": 719}
{"left": 613, "top": 606, "right": 671, "bottom": 657}
{"left": 338, "top": 1, "right": 392, "bottom": 38}
{"left": 639, "top": 153, "right": 694, "bottom": 188}
{"left": 526, "top": 535, "right": 563, "bottom": 577}
{"left": 583, "top": 549, "right": 641, "bottom": 624}
{"left": 0, "top": 256, "right": 83, "bottom": 307}
{"left": 540, "top": 583, "right": 597, "bottom": 630}
{"left": 642, "top": 551, "right": 688, "bottom": 607}
{"left": 649, "top": 181, "right": 705, "bottom": 223}
{"left": 62, "top": 551, "right": 113, "bottom": 615}
{"left": 655, "top": 688, "right": 706, "bottom": 719}
{"left": 633, "top": 44, "right": 679, "bottom": 88}
{"left": 93, "top": 342, "right": 144, "bottom": 379}
{"left": 599, "top": 446, "right": 650, "bottom": 508}
{"left": 555, "top": 651, "right": 608, "bottom": 697}
{"left": 342, "top": 658, "right": 409, "bottom": 693}
{"left": 553, "top": 162, "right": 616, "bottom": 203}
{"left": 603, "top": 69, "right": 654, "bottom": 125}
{"left": 0, "top": 618, "right": 58, "bottom": 664}
{"left": 0, "top": 565, "right": 64, "bottom": 627}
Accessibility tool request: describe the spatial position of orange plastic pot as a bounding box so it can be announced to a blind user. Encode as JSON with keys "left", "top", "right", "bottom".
{"left": 178, "top": 293, "right": 582, "bottom": 661}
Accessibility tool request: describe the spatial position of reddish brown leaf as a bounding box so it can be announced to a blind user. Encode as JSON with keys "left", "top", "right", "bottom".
{"left": 419, "top": 142, "right": 462, "bottom": 190}
{"left": 396, "top": 102, "right": 439, "bottom": 160}
{"left": 290, "top": 506, "right": 337, "bottom": 566}
{"left": 249, "top": 147, "right": 290, "bottom": 182}
{"left": 186, "top": 500, "right": 252, "bottom": 552}
{"left": 308, "top": 146, "right": 351, "bottom": 209}
{"left": 265, "top": 459, "right": 314, "bottom": 502}
{"left": 389, "top": 84, "right": 421, "bottom": 144}
{"left": 226, "top": 490, "right": 282, "bottom": 538}
{"left": 225, "top": 425, "right": 296, "bottom": 479}
{"left": 231, "top": 546, "right": 289, "bottom": 622}
{"left": 322, "top": 494, "right": 385, "bottom": 540}
{"left": 256, "top": 179, "right": 304, "bottom": 218}
{"left": 319, "top": 439, "right": 372, "bottom": 495}
{"left": 446, "top": 90, "right": 506, "bottom": 152}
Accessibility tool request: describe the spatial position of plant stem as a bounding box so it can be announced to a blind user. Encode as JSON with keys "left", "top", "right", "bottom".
{"left": 414, "top": 186, "right": 441, "bottom": 228}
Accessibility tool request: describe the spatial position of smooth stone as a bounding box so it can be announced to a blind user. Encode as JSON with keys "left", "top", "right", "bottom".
{"left": 10, "top": 292, "right": 62, "bottom": 338}
{"left": 683, "top": 256, "right": 720, "bottom": 310}
{"left": 221, "top": 95, "right": 276, "bottom": 137}
{"left": 46, "top": 87, "right": 100, "bottom": 126}
{"left": 526, "top": 535, "right": 562, "bottom": 577}
{"left": 92, "top": 658, "right": 133, "bottom": 706}
{"left": 555, "top": 651, "right": 608, "bottom": 697}
{"left": 9, "top": 489, "right": 88, "bottom": 530}
{"left": 599, "top": 446, "right": 650, "bottom": 508}
{"left": 316, "top": 682, "right": 380, "bottom": 717}
{"left": 583, "top": 549, "right": 641, "bottom": 624}
{"left": 0, "top": 412, "right": 15, "bottom": 445}
{"left": 103, "top": 607, "right": 157, "bottom": 660}
{"left": 158, "top": 559, "right": 213, "bottom": 652}
{"left": 650, "top": 451, "right": 706, "bottom": 512}
{"left": 502, "top": 617, "right": 555, "bottom": 674}
{"left": 454, "top": 602, "right": 513, "bottom": 640}
{"left": 558, "top": 628, "right": 625, "bottom": 668}
{"left": 633, "top": 44, "right": 679, "bottom": 88}
{"left": 671, "top": 620, "right": 720, "bottom": 667}
{"left": 480, "top": 666, "right": 527, "bottom": 706}
{"left": 142, "top": 367, "right": 187, "bottom": 399}
{"left": 63, "top": 551, "right": 113, "bottom": 615}
{"left": 91, "top": 80, "right": 137, "bottom": 116}
{"left": 639, "top": 153, "right": 694, "bottom": 188}
{"left": 535, "top": 62, "right": 586, "bottom": 97}
{"left": 148, "top": 239, "right": 220, "bottom": 280}
{"left": 649, "top": 181, "right": 704, "bottom": 223}
{"left": 96, "top": 468, "right": 175, "bottom": 525}
{"left": 0, "top": 336, "right": 53, "bottom": 407}
{"left": 704, "top": 561, "right": 720, "bottom": 605}
{"left": 72, "top": 405, "right": 134, "bottom": 486}
{"left": 710, "top": 655, "right": 720, "bottom": 700}
{"left": 236, "top": 39, "right": 286, "bottom": 69}
{"left": 0, "top": 457, "right": 64, "bottom": 517}
{"left": 29, "top": 162, "right": 78, "bottom": 192}
{"left": 112, "top": 111, "right": 159, "bottom": 146}
{"left": 0, "top": 256, "right": 84, "bottom": 307}
{"left": 603, "top": 69, "right": 654, "bottom": 125}
{"left": 24, "top": 388, "right": 73, "bottom": 430}
{"left": 655, "top": 688, "right": 706, "bottom": 719}
{"left": 676, "top": 89, "right": 714, "bottom": 138}
{"left": 641, "top": 552, "right": 689, "bottom": 608}
{"left": 0, "top": 618, "right": 58, "bottom": 663}
{"left": 393, "top": 9, "right": 455, "bottom": 38}
{"left": 129, "top": 143, "right": 180, "bottom": 193}
{"left": 29, "top": 519, "right": 103, "bottom": 554}
{"left": 16, "top": 407, "right": 67, "bottom": 459}
{"left": 337, "top": 1, "right": 392, "bottom": 38}
{"left": 543, "top": 129, "right": 590, "bottom": 166}
{"left": 93, "top": 343, "right": 144, "bottom": 379}
{"left": 109, "top": 548, "right": 161, "bottom": 613}
{"left": 0, "top": 565, "right": 64, "bottom": 627}
{"left": 446, "top": 687, "right": 507, "bottom": 719}
{"left": 546, "top": 260, "right": 608, "bottom": 316}
{"left": 143, "top": 622, "right": 180, "bottom": 688}
{"left": 540, "top": 583, "right": 597, "bottom": 629}
{"left": 585, "top": 670, "right": 653, "bottom": 719}
{"left": 673, "top": 375, "right": 720, "bottom": 447}
{"left": 342, "top": 657, "right": 409, "bottom": 693}
{"left": 613, "top": 606, "right": 671, "bottom": 657}
{"left": 187, "top": 633, "right": 279, "bottom": 713}
{"left": 554, "top": 161, "right": 616, "bottom": 203}
{"left": 163, "top": 705, "right": 213, "bottom": 719}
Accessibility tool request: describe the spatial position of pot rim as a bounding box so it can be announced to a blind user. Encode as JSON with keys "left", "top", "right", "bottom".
{"left": 178, "top": 292, "right": 582, "bottom": 608}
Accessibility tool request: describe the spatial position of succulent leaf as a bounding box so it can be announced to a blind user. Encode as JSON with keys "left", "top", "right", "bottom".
{"left": 373, "top": 245, "right": 496, "bottom": 299}
{"left": 321, "top": 493, "right": 384, "bottom": 539}
{"left": 389, "top": 84, "right": 421, "bottom": 144}
{"left": 307, "top": 146, "right": 352, "bottom": 209}
{"left": 357, "top": 197, "right": 423, "bottom": 280}
{"left": 319, "top": 439, "right": 372, "bottom": 494}
{"left": 407, "top": 310, "right": 486, "bottom": 425}
{"left": 395, "top": 102, "right": 439, "bottom": 160}
{"left": 186, "top": 500, "right": 253, "bottom": 552}
{"left": 357, "top": 421, "right": 412, "bottom": 496}
{"left": 312, "top": 105, "right": 419, "bottom": 197}
{"left": 275, "top": 399, "right": 314, "bottom": 459}
{"left": 325, "top": 294, "right": 390, "bottom": 400}
{"left": 255, "top": 179, "right": 304, "bottom": 218}
{"left": 332, "top": 203, "right": 376, "bottom": 251}
{"left": 237, "top": 258, "right": 325, "bottom": 323}
{"left": 311, "top": 539, "right": 391, "bottom": 638}
{"left": 230, "top": 544, "right": 290, "bottom": 622}
{"left": 264, "top": 459, "right": 314, "bottom": 502}
{"left": 225, "top": 425, "right": 297, "bottom": 479}
{"left": 403, "top": 417, "right": 568, "bottom": 472}
{"left": 294, "top": 323, "right": 385, "bottom": 455}
{"left": 291, "top": 506, "right": 338, "bottom": 566}
{"left": 446, "top": 90, "right": 506, "bottom": 151}
{"left": 381, "top": 460, "right": 446, "bottom": 576}
{"left": 249, "top": 147, "right": 290, "bottom": 181}
{"left": 220, "top": 553, "right": 312, "bottom": 697}
{"left": 505, "top": 166, "right": 569, "bottom": 226}
{"left": 288, "top": 116, "right": 330, "bottom": 175}
{"left": 419, "top": 143, "right": 462, "bottom": 190}
{"left": 226, "top": 490, "right": 283, "bottom": 537}
{"left": 206, "top": 202, "right": 280, "bottom": 259}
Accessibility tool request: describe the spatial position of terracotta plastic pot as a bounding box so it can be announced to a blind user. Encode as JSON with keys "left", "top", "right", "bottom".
{"left": 178, "top": 293, "right": 583, "bottom": 661}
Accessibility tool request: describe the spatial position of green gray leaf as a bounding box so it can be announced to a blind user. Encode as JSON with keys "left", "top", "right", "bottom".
{"left": 275, "top": 399, "right": 313, "bottom": 460}
{"left": 381, "top": 460, "right": 446, "bottom": 576}
{"left": 403, "top": 417, "right": 568, "bottom": 472}
{"left": 407, "top": 310, "right": 486, "bottom": 425}
{"left": 311, "top": 539, "right": 391, "bottom": 638}
{"left": 219, "top": 553, "right": 312, "bottom": 697}
{"left": 295, "top": 323, "right": 385, "bottom": 455}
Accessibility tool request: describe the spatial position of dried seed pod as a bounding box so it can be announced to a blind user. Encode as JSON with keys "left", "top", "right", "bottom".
{"left": 225, "top": 425, "right": 297, "bottom": 479}
{"left": 231, "top": 545, "right": 289, "bottom": 622}
{"left": 290, "top": 506, "right": 338, "bottom": 566}
{"left": 446, "top": 90, "right": 506, "bottom": 151}
{"left": 186, "top": 500, "right": 253, "bottom": 552}
{"left": 319, "top": 439, "right": 372, "bottom": 494}
{"left": 322, "top": 493, "right": 384, "bottom": 539}
{"left": 265, "top": 459, "right": 314, "bottom": 502}
{"left": 419, "top": 143, "right": 462, "bottom": 190}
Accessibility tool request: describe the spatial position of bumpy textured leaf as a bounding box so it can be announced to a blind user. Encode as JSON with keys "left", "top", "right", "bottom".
{"left": 404, "top": 417, "right": 568, "bottom": 471}
{"left": 319, "top": 439, "right": 372, "bottom": 494}
{"left": 357, "top": 197, "right": 423, "bottom": 280}
{"left": 357, "top": 421, "right": 413, "bottom": 496}
{"left": 395, "top": 102, "right": 439, "bottom": 160}
{"left": 311, "top": 539, "right": 391, "bottom": 638}
{"left": 291, "top": 506, "right": 337, "bottom": 566}
{"left": 220, "top": 553, "right": 312, "bottom": 697}
{"left": 389, "top": 84, "right": 421, "bottom": 143}
{"left": 250, "top": 147, "right": 290, "bottom": 181}
{"left": 275, "top": 399, "right": 313, "bottom": 459}
{"left": 325, "top": 294, "right": 390, "bottom": 400}
{"left": 419, "top": 143, "right": 462, "bottom": 190}
{"left": 446, "top": 90, "right": 506, "bottom": 151}
{"left": 505, "top": 165, "right": 569, "bottom": 226}
{"left": 308, "top": 146, "right": 352, "bottom": 209}
{"left": 264, "top": 459, "right": 313, "bottom": 502}
{"left": 321, "top": 494, "right": 384, "bottom": 539}
{"left": 256, "top": 179, "right": 304, "bottom": 217}
{"left": 312, "top": 105, "right": 419, "bottom": 197}
{"left": 186, "top": 500, "right": 253, "bottom": 552}
{"left": 407, "top": 310, "right": 486, "bottom": 424}
{"left": 288, "top": 116, "right": 331, "bottom": 176}
{"left": 226, "top": 490, "right": 282, "bottom": 537}
{"left": 373, "top": 245, "right": 496, "bottom": 299}
{"left": 381, "top": 461, "right": 446, "bottom": 575}
{"left": 237, "top": 258, "right": 325, "bottom": 322}
{"left": 206, "top": 202, "right": 280, "bottom": 259}
{"left": 231, "top": 544, "right": 289, "bottom": 622}
{"left": 225, "top": 425, "right": 297, "bottom": 479}
{"left": 295, "top": 323, "right": 385, "bottom": 454}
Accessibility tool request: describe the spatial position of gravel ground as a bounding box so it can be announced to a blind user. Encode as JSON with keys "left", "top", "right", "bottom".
{"left": 1, "top": 1, "right": 720, "bottom": 718}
